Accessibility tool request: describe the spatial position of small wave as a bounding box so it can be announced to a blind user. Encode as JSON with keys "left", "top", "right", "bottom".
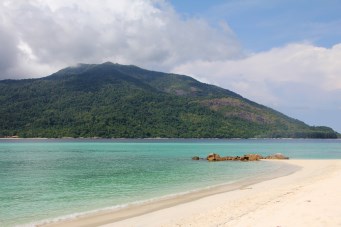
{"left": 18, "top": 180, "right": 238, "bottom": 227}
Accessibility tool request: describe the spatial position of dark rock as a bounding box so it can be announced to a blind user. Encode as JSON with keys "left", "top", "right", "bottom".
{"left": 240, "top": 156, "right": 249, "bottom": 161}
{"left": 206, "top": 153, "right": 221, "bottom": 161}
{"left": 233, "top": 156, "right": 241, "bottom": 161}
{"left": 192, "top": 156, "right": 200, "bottom": 160}
{"left": 244, "top": 154, "right": 263, "bottom": 161}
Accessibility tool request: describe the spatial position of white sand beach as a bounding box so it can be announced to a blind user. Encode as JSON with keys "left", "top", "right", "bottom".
{"left": 44, "top": 159, "right": 341, "bottom": 227}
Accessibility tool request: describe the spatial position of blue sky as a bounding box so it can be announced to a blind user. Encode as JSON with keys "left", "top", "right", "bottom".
{"left": 0, "top": 0, "right": 340, "bottom": 132}
{"left": 170, "top": 0, "right": 341, "bottom": 51}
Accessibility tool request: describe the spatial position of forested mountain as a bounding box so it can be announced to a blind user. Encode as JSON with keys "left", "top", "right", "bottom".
{"left": 0, "top": 62, "right": 338, "bottom": 138}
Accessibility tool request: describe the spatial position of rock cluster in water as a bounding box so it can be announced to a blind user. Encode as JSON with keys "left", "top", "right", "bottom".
{"left": 192, "top": 153, "right": 289, "bottom": 161}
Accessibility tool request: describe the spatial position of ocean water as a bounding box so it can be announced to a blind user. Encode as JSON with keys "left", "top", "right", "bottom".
{"left": 0, "top": 139, "right": 340, "bottom": 226}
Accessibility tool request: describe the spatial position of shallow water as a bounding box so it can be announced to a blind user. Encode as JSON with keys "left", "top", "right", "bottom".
{"left": 0, "top": 139, "right": 340, "bottom": 226}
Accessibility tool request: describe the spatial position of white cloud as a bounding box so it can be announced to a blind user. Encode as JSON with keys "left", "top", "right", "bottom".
{"left": 0, "top": 0, "right": 241, "bottom": 79}
{"left": 173, "top": 43, "right": 341, "bottom": 131}
{"left": 173, "top": 43, "right": 341, "bottom": 104}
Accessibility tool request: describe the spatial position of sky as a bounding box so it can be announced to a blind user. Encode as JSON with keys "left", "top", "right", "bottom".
{"left": 0, "top": 0, "right": 340, "bottom": 132}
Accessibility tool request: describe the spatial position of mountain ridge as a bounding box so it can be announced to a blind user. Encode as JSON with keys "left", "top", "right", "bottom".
{"left": 0, "top": 62, "right": 338, "bottom": 138}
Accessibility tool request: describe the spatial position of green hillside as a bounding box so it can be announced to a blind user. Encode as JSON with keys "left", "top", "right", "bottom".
{"left": 0, "top": 62, "right": 337, "bottom": 138}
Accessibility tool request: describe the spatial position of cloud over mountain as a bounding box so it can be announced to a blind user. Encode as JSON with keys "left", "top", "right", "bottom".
{"left": 173, "top": 43, "right": 341, "bottom": 131}
{"left": 0, "top": 0, "right": 240, "bottom": 79}
{"left": 0, "top": 0, "right": 340, "bottom": 132}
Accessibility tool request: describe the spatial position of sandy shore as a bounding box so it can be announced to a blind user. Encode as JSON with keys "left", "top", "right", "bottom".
{"left": 43, "top": 160, "right": 341, "bottom": 227}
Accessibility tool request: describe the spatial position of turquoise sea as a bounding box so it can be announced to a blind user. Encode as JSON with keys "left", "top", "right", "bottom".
{"left": 0, "top": 139, "right": 340, "bottom": 226}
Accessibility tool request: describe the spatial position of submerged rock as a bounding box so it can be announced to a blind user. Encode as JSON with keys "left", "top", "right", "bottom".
{"left": 233, "top": 156, "right": 241, "bottom": 161}
{"left": 192, "top": 156, "right": 200, "bottom": 160}
{"left": 220, "top": 156, "right": 234, "bottom": 161}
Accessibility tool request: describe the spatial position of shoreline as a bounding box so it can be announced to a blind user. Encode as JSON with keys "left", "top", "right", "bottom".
{"left": 1, "top": 137, "right": 340, "bottom": 140}
{"left": 40, "top": 159, "right": 341, "bottom": 227}
{"left": 40, "top": 160, "right": 300, "bottom": 227}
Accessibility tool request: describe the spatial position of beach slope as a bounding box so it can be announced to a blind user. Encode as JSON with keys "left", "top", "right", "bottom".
{"left": 103, "top": 160, "right": 341, "bottom": 227}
